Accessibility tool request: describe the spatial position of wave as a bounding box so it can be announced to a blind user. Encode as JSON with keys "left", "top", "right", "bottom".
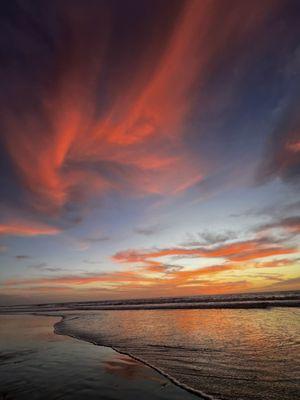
{"left": 53, "top": 314, "right": 218, "bottom": 400}
{"left": 51, "top": 307, "right": 300, "bottom": 400}
{"left": 1, "top": 290, "right": 299, "bottom": 314}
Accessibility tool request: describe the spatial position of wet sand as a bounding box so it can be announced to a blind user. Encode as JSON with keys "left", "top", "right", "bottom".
{"left": 0, "top": 314, "right": 198, "bottom": 400}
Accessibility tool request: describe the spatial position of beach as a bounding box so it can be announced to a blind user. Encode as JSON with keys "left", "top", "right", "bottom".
{"left": 0, "top": 314, "right": 198, "bottom": 400}
{"left": 1, "top": 295, "right": 299, "bottom": 400}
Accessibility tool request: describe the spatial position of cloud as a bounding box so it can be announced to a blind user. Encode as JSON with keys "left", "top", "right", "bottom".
{"left": 1, "top": 262, "right": 254, "bottom": 300}
{"left": 1, "top": 0, "right": 209, "bottom": 215}
{"left": 16, "top": 255, "right": 31, "bottom": 260}
{"left": 3, "top": 252, "right": 298, "bottom": 298}
{"left": 181, "top": 230, "right": 238, "bottom": 246}
{"left": 1, "top": 262, "right": 240, "bottom": 295}
{"left": 258, "top": 94, "right": 300, "bottom": 184}
{"left": 254, "top": 257, "right": 300, "bottom": 268}
{"left": 113, "top": 239, "right": 296, "bottom": 265}
{"left": 134, "top": 224, "right": 165, "bottom": 236}
{"left": 27, "top": 263, "right": 65, "bottom": 273}
{"left": 83, "top": 259, "right": 102, "bottom": 265}
{"left": 0, "top": 220, "right": 61, "bottom": 237}
{"left": 3, "top": 271, "right": 153, "bottom": 288}
{"left": 0, "top": 245, "right": 7, "bottom": 253}
{"left": 0, "top": 0, "right": 284, "bottom": 222}
{"left": 265, "top": 276, "right": 300, "bottom": 291}
{"left": 230, "top": 200, "right": 300, "bottom": 219}
{"left": 83, "top": 236, "right": 110, "bottom": 243}
{"left": 258, "top": 216, "right": 300, "bottom": 234}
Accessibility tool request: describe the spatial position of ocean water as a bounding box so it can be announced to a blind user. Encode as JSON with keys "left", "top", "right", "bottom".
{"left": 1, "top": 292, "right": 300, "bottom": 399}
{"left": 1, "top": 290, "right": 299, "bottom": 313}
{"left": 55, "top": 307, "right": 300, "bottom": 400}
{"left": 0, "top": 315, "right": 198, "bottom": 400}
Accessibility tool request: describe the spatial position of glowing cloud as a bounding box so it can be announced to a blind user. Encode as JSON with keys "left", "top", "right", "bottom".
{"left": 0, "top": 220, "right": 60, "bottom": 237}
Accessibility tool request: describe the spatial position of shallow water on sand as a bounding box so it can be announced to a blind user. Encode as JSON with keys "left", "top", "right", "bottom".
{"left": 0, "top": 315, "right": 197, "bottom": 400}
{"left": 56, "top": 307, "right": 300, "bottom": 400}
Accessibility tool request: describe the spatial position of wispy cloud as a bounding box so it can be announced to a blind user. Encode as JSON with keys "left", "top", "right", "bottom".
{"left": 27, "top": 263, "right": 65, "bottom": 273}
{"left": 113, "top": 239, "right": 296, "bottom": 265}
{"left": 134, "top": 224, "right": 165, "bottom": 236}
{"left": 0, "top": 245, "right": 7, "bottom": 253}
{"left": 258, "top": 216, "right": 300, "bottom": 234}
{"left": 2, "top": 0, "right": 211, "bottom": 215}
{"left": 84, "top": 236, "right": 110, "bottom": 243}
{"left": 181, "top": 231, "right": 238, "bottom": 247}
{"left": 0, "top": 220, "right": 61, "bottom": 237}
{"left": 15, "top": 255, "right": 31, "bottom": 260}
{"left": 257, "top": 92, "right": 300, "bottom": 184}
{"left": 1, "top": 0, "right": 282, "bottom": 222}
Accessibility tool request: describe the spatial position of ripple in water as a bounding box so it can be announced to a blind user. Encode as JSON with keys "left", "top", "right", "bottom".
{"left": 55, "top": 308, "right": 300, "bottom": 400}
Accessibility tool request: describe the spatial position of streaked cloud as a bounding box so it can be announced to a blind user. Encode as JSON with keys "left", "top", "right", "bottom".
{"left": 259, "top": 216, "right": 300, "bottom": 234}
{"left": 1, "top": 0, "right": 299, "bottom": 303}
{"left": 181, "top": 231, "right": 238, "bottom": 246}
{"left": 0, "top": 245, "right": 7, "bottom": 253}
{"left": 15, "top": 255, "right": 32, "bottom": 260}
{"left": 134, "top": 224, "right": 165, "bottom": 236}
{"left": 113, "top": 239, "right": 296, "bottom": 265}
{"left": 0, "top": 220, "right": 61, "bottom": 237}
{"left": 258, "top": 91, "right": 300, "bottom": 184}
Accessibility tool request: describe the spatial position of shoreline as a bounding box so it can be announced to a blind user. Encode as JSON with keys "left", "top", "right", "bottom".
{"left": 2, "top": 307, "right": 299, "bottom": 400}
{"left": 1, "top": 312, "right": 208, "bottom": 399}
{"left": 53, "top": 314, "right": 214, "bottom": 400}
{"left": 0, "top": 313, "right": 200, "bottom": 400}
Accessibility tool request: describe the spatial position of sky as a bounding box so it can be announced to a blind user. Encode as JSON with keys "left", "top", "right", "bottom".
{"left": 0, "top": 0, "right": 299, "bottom": 305}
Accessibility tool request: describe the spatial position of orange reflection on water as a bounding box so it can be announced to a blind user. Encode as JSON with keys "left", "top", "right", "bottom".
{"left": 104, "top": 354, "right": 143, "bottom": 380}
{"left": 97, "top": 308, "right": 300, "bottom": 359}
{"left": 0, "top": 315, "right": 63, "bottom": 347}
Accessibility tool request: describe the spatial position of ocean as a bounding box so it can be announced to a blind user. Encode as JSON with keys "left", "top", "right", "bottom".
{"left": 1, "top": 291, "right": 300, "bottom": 399}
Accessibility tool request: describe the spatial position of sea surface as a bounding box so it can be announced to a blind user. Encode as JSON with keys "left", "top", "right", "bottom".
{"left": 0, "top": 314, "right": 197, "bottom": 400}
{"left": 1, "top": 291, "right": 300, "bottom": 400}
{"left": 55, "top": 307, "right": 300, "bottom": 400}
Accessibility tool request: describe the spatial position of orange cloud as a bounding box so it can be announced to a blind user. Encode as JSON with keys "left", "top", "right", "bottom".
{"left": 5, "top": 238, "right": 296, "bottom": 291}
{"left": 3, "top": 250, "right": 298, "bottom": 300}
{"left": 254, "top": 258, "right": 299, "bottom": 268}
{"left": 2, "top": 264, "right": 235, "bottom": 292}
{"left": 0, "top": 278, "right": 254, "bottom": 303}
{"left": 2, "top": 1, "right": 206, "bottom": 213}
{"left": 113, "top": 239, "right": 296, "bottom": 265}
{"left": 0, "top": 220, "right": 60, "bottom": 237}
{"left": 0, "top": 262, "right": 258, "bottom": 302}
{"left": 2, "top": 0, "right": 276, "bottom": 214}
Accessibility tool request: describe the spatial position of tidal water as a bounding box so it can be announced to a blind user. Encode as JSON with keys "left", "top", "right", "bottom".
{"left": 0, "top": 314, "right": 197, "bottom": 400}
{"left": 55, "top": 307, "right": 300, "bottom": 400}
{"left": 1, "top": 292, "right": 300, "bottom": 400}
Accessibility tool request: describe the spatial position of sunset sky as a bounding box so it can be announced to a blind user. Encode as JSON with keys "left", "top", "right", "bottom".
{"left": 0, "top": 0, "right": 299, "bottom": 305}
